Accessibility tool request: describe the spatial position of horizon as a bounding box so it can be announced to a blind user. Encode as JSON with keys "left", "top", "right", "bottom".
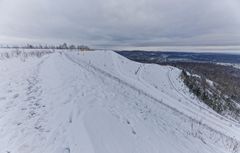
{"left": 1, "top": 44, "right": 240, "bottom": 54}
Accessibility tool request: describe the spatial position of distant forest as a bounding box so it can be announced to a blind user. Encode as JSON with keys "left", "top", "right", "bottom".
{"left": 0, "top": 43, "right": 91, "bottom": 51}
{"left": 177, "top": 62, "right": 240, "bottom": 121}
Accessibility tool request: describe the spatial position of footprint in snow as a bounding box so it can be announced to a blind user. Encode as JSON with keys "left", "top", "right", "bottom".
{"left": 0, "top": 97, "right": 6, "bottom": 101}
{"left": 12, "top": 94, "right": 19, "bottom": 99}
{"left": 63, "top": 148, "right": 70, "bottom": 153}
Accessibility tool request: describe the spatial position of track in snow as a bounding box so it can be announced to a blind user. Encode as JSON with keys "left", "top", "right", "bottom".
{"left": 65, "top": 52, "right": 240, "bottom": 143}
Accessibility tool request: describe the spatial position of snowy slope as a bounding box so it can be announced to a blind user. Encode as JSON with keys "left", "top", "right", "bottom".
{"left": 0, "top": 49, "right": 240, "bottom": 153}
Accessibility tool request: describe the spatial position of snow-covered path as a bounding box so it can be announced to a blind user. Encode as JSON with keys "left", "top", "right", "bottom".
{"left": 0, "top": 50, "right": 240, "bottom": 153}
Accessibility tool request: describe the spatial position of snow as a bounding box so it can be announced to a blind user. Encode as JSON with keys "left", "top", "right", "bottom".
{"left": 0, "top": 49, "right": 240, "bottom": 153}
{"left": 217, "top": 62, "right": 240, "bottom": 69}
{"left": 206, "top": 79, "right": 214, "bottom": 87}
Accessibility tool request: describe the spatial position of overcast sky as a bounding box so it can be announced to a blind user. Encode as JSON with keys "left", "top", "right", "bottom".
{"left": 0, "top": 0, "right": 240, "bottom": 50}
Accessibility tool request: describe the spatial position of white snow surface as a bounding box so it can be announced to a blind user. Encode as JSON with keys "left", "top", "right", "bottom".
{"left": 0, "top": 50, "right": 240, "bottom": 153}
{"left": 217, "top": 63, "right": 240, "bottom": 69}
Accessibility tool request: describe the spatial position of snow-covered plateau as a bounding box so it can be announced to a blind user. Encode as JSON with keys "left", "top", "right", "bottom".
{"left": 0, "top": 49, "right": 240, "bottom": 153}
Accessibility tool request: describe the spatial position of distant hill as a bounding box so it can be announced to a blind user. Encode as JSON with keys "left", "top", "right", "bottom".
{"left": 117, "top": 51, "right": 240, "bottom": 64}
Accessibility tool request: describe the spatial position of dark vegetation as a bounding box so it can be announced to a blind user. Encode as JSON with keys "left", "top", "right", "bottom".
{"left": 170, "top": 62, "right": 240, "bottom": 102}
{"left": 0, "top": 49, "right": 54, "bottom": 60}
{"left": 180, "top": 67, "right": 240, "bottom": 120}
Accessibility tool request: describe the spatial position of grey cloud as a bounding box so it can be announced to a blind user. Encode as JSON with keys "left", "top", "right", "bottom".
{"left": 0, "top": 0, "right": 239, "bottom": 48}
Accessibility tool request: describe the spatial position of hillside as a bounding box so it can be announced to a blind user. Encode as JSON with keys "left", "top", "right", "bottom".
{"left": 0, "top": 49, "right": 240, "bottom": 153}
{"left": 177, "top": 62, "right": 240, "bottom": 121}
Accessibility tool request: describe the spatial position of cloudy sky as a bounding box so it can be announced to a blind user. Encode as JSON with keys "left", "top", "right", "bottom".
{"left": 0, "top": 0, "right": 240, "bottom": 50}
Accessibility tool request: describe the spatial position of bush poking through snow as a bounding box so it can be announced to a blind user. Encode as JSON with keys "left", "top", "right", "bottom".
{"left": 0, "top": 49, "right": 54, "bottom": 61}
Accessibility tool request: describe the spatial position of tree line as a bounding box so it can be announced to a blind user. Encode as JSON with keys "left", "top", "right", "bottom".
{"left": 0, "top": 43, "right": 91, "bottom": 51}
